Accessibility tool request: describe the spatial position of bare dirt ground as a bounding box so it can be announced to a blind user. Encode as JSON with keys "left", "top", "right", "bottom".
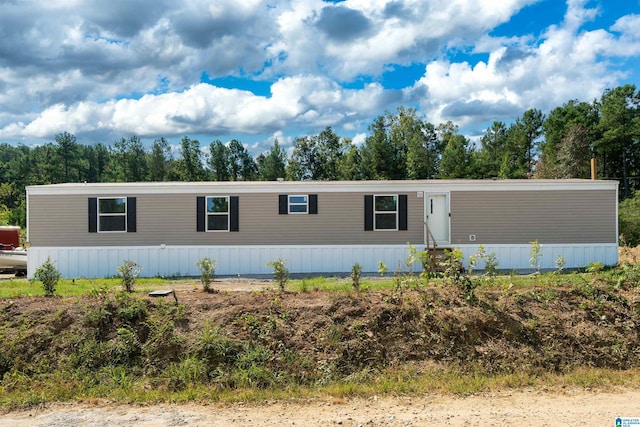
{"left": 2, "top": 390, "right": 639, "bottom": 426}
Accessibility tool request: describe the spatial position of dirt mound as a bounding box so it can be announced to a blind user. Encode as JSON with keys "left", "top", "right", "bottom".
{"left": 2, "top": 277, "right": 640, "bottom": 387}
{"left": 620, "top": 245, "right": 640, "bottom": 264}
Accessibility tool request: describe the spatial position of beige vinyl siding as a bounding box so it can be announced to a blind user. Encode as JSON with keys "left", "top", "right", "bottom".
{"left": 28, "top": 192, "right": 424, "bottom": 247}
{"left": 450, "top": 190, "right": 616, "bottom": 244}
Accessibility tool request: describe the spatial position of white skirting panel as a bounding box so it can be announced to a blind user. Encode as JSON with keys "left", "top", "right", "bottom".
{"left": 26, "top": 243, "right": 619, "bottom": 279}
{"left": 455, "top": 243, "right": 619, "bottom": 271}
{"left": 26, "top": 245, "right": 416, "bottom": 279}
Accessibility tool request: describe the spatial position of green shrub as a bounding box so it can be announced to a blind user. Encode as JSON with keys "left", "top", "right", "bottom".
{"left": 441, "top": 248, "right": 466, "bottom": 285}
{"left": 351, "top": 263, "right": 362, "bottom": 291}
{"left": 377, "top": 260, "right": 387, "bottom": 277}
{"left": 441, "top": 248, "right": 476, "bottom": 300}
{"left": 529, "top": 240, "right": 541, "bottom": 273}
{"left": 33, "top": 257, "right": 62, "bottom": 297}
{"left": 619, "top": 191, "right": 640, "bottom": 246}
{"left": 555, "top": 255, "right": 566, "bottom": 274}
{"left": 195, "top": 257, "right": 217, "bottom": 292}
{"left": 267, "top": 258, "right": 289, "bottom": 293}
{"left": 468, "top": 244, "right": 499, "bottom": 281}
{"left": 117, "top": 260, "right": 141, "bottom": 292}
{"left": 586, "top": 261, "right": 604, "bottom": 273}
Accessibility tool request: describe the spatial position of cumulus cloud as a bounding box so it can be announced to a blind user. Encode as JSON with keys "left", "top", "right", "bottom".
{"left": 0, "top": 0, "right": 639, "bottom": 148}
{"left": 315, "top": 5, "right": 373, "bottom": 42}
{"left": 412, "top": 0, "right": 640, "bottom": 128}
{"left": 0, "top": 78, "right": 399, "bottom": 144}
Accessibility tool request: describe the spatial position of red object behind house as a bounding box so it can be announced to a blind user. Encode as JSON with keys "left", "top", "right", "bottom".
{"left": 0, "top": 226, "right": 20, "bottom": 250}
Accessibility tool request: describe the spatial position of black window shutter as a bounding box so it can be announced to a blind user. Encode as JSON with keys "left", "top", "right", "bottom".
{"left": 230, "top": 196, "right": 239, "bottom": 232}
{"left": 279, "top": 194, "right": 288, "bottom": 214}
{"left": 196, "top": 196, "right": 205, "bottom": 232}
{"left": 398, "top": 194, "right": 408, "bottom": 231}
{"left": 309, "top": 194, "right": 318, "bottom": 214}
{"left": 126, "top": 197, "right": 137, "bottom": 232}
{"left": 364, "top": 195, "right": 373, "bottom": 231}
{"left": 88, "top": 198, "right": 97, "bottom": 233}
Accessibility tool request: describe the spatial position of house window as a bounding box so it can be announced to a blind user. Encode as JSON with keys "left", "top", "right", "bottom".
{"left": 197, "top": 196, "right": 238, "bottom": 232}
{"left": 98, "top": 197, "right": 127, "bottom": 232}
{"left": 279, "top": 194, "right": 318, "bottom": 215}
{"left": 374, "top": 195, "right": 398, "bottom": 230}
{"left": 288, "top": 195, "right": 308, "bottom": 214}
{"left": 207, "top": 196, "right": 229, "bottom": 231}
{"left": 364, "top": 194, "right": 407, "bottom": 232}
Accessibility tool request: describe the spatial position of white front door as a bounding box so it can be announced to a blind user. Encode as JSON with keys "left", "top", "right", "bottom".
{"left": 426, "top": 193, "right": 450, "bottom": 243}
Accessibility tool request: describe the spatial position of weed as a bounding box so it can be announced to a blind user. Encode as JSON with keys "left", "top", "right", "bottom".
{"left": 586, "top": 262, "right": 604, "bottom": 273}
{"left": 117, "top": 260, "right": 141, "bottom": 292}
{"left": 197, "top": 322, "right": 240, "bottom": 368}
{"left": 384, "top": 245, "right": 432, "bottom": 300}
{"left": 83, "top": 302, "right": 113, "bottom": 336}
{"left": 165, "top": 356, "right": 207, "bottom": 391}
{"left": 103, "top": 366, "right": 134, "bottom": 390}
{"left": 292, "top": 276, "right": 327, "bottom": 292}
{"left": 528, "top": 289, "right": 559, "bottom": 303}
{"left": 269, "top": 297, "right": 289, "bottom": 321}
{"left": 88, "top": 284, "right": 109, "bottom": 299}
{"left": 232, "top": 364, "right": 275, "bottom": 389}
{"left": 214, "top": 345, "right": 276, "bottom": 389}
{"left": 171, "top": 303, "right": 188, "bottom": 323}
{"left": 142, "top": 318, "right": 184, "bottom": 373}
{"left": 267, "top": 258, "right": 289, "bottom": 293}
{"left": 115, "top": 292, "right": 148, "bottom": 324}
{"left": 32, "top": 257, "right": 61, "bottom": 297}
{"left": 611, "top": 262, "right": 640, "bottom": 289}
{"left": 326, "top": 323, "right": 343, "bottom": 345}
{"left": 195, "top": 257, "right": 217, "bottom": 293}
{"left": 112, "top": 326, "right": 142, "bottom": 366}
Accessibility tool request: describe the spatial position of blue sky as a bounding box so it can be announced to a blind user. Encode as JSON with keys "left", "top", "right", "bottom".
{"left": 0, "top": 0, "right": 638, "bottom": 155}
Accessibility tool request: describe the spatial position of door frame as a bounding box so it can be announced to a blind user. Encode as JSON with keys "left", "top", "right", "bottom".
{"left": 424, "top": 192, "right": 450, "bottom": 245}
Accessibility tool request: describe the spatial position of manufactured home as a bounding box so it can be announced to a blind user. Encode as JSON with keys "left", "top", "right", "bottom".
{"left": 25, "top": 179, "right": 619, "bottom": 279}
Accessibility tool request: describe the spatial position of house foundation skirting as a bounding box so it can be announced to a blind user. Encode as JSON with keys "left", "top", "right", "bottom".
{"left": 26, "top": 243, "right": 618, "bottom": 279}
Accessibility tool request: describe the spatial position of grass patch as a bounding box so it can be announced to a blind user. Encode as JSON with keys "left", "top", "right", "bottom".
{"left": 0, "top": 277, "right": 194, "bottom": 299}
{"left": 2, "top": 365, "right": 640, "bottom": 410}
{"left": 289, "top": 276, "right": 400, "bottom": 292}
{"left": 1, "top": 271, "right": 602, "bottom": 299}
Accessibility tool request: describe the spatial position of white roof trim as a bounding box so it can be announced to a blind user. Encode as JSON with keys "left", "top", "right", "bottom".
{"left": 26, "top": 179, "right": 619, "bottom": 196}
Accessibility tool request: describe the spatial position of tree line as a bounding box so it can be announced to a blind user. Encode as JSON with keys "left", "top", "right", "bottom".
{"left": 1, "top": 84, "right": 639, "bottom": 229}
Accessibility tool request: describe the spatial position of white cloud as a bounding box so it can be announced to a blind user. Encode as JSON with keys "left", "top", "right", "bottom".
{"left": 267, "top": 0, "right": 537, "bottom": 80}
{"left": 1, "top": 77, "right": 401, "bottom": 142}
{"left": 609, "top": 14, "right": 640, "bottom": 56}
{"left": 412, "top": 1, "right": 637, "bottom": 128}
{"left": 351, "top": 132, "right": 367, "bottom": 146}
{"left": 0, "top": 0, "right": 639, "bottom": 147}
